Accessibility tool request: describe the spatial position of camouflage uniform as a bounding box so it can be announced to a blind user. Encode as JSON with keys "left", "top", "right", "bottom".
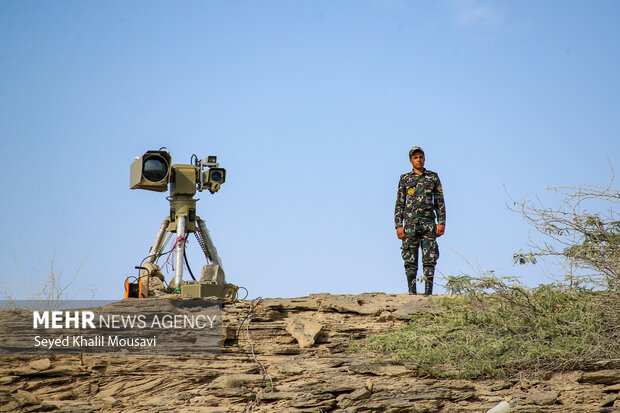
{"left": 394, "top": 168, "right": 446, "bottom": 294}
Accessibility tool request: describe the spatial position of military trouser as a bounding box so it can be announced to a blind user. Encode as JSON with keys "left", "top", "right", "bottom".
{"left": 401, "top": 221, "right": 439, "bottom": 295}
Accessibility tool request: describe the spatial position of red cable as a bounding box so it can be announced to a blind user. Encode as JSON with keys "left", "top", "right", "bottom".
{"left": 162, "top": 235, "right": 187, "bottom": 274}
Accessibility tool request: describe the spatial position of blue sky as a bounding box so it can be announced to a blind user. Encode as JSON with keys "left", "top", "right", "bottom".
{"left": 1, "top": 0, "right": 618, "bottom": 300}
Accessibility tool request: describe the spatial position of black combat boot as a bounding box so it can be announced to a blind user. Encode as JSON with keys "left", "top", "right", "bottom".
{"left": 405, "top": 266, "right": 417, "bottom": 295}
{"left": 424, "top": 276, "right": 434, "bottom": 296}
{"left": 423, "top": 266, "right": 435, "bottom": 296}
{"left": 407, "top": 275, "right": 417, "bottom": 295}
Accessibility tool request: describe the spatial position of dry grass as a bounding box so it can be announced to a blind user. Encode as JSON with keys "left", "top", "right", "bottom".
{"left": 1, "top": 253, "right": 95, "bottom": 310}
{"left": 356, "top": 278, "right": 620, "bottom": 379}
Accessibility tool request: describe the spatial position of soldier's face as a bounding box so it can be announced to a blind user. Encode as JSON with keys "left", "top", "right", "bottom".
{"left": 410, "top": 153, "right": 425, "bottom": 170}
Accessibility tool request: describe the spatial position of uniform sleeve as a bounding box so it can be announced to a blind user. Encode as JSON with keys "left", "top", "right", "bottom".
{"left": 394, "top": 175, "right": 406, "bottom": 228}
{"left": 434, "top": 176, "right": 446, "bottom": 225}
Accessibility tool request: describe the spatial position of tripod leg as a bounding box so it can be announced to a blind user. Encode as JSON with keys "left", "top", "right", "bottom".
{"left": 196, "top": 217, "right": 226, "bottom": 284}
{"left": 172, "top": 215, "right": 186, "bottom": 289}
{"left": 197, "top": 217, "right": 224, "bottom": 268}
{"left": 145, "top": 218, "right": 170, "bottom": 264}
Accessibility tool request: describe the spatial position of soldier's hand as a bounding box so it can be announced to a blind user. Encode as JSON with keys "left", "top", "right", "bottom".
{"left": 436, "top": 224, "right": 445, "bottom": 237}
{"left": 396, "top": 227, "right": 405, "bottom": 240}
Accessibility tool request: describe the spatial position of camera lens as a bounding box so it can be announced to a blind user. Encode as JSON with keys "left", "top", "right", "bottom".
{"left": 143, "top": 156, "right": 168, "bottom": 182}
{"left": 210, "top": 170, "right": 223, "bottom": 182}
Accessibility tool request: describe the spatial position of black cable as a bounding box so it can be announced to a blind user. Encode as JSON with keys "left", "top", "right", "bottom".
{"left": 137, "top": 238, "right": 185, "bottom": 291}
{"left": 237, "top": 286, "right": 249, "bottom": 300}
{"left": 183, "top": 246, "right": 197, "bottom": 281}
{"left": 238, "top": 296, "right": 271, "bottom": 413}
{"left": 236, "top": 297, "right": 262, "bottom": 350}
{"left": 122, "top": 276, "right": 138, "bottom": 289}
{"left": 139, "top": 243, "right": 178, "bottom": 269}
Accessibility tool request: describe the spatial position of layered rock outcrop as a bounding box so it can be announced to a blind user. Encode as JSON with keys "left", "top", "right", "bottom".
{"left": 1, "top": 293, "right": 618, "bottom": 412}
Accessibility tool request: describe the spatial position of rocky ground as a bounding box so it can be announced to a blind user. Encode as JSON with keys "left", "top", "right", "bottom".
{"left": 1, "top": 292, "right": 619, "bottom": 412}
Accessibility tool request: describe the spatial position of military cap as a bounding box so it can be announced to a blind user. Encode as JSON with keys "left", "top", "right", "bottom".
{"left": 409, "top": 146, "right": 424, "bottom": 158}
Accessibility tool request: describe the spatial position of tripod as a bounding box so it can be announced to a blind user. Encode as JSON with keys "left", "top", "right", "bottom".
{"left": 145, "top": 195, "right": 225, "bottom": 289}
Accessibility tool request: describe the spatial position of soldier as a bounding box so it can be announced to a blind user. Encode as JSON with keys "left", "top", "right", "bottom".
{"left": 394, "top": 147, "right": 446, "bottom": 295}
